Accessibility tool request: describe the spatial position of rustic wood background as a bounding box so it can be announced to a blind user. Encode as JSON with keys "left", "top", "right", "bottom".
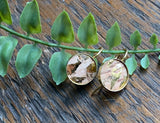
{"left": 0, "top": 0, "right": 160, "bottom": 122}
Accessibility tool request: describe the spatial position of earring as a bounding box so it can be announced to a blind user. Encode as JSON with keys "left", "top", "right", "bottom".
{"left": 92, "top": 50, "right": 129, "bottom": 95}
{"left": 66, "top": 48, "right": 103, "bottom": 85}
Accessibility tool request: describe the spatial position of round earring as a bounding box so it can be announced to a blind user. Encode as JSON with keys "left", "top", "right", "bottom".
{"left": 98, "top": 50, "right": 129, "bottom": 92}
{"left": 66, "top": 48, "right": 103, "bottom": 85}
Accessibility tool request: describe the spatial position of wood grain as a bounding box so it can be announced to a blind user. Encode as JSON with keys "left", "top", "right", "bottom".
{"left": 0, "top": 0, "right": 160, "bottom": 122}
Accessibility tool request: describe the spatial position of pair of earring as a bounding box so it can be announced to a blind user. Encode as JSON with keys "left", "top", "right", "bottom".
{"left": 66, "top": 48, "right": 129, "bottom": 92}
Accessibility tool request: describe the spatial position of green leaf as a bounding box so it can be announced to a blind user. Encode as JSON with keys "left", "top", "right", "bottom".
{"left": 106, "top": 21, "right": 121, "bottom": 50}
{"left": 51, "top": 10, "right": 74, "bottom": 43}
{"left": 125, "top": 54, "right": 137, "bottom": 75}
{"left": 0, "top": 36, "right": 18, "bottom": 76}
{"left": 20, "top": 0, "right": 41, "bottom": 34}
{"left": 140, "top": 54, "right": 150, "bottom": 69}
{"left": 0, "top": 0, "right": 12, "bottom": 24}
{"left": 78, "top": 13, "right": 98, "bottom": 47}
{"left": 150, "top": 33, "right": 158, "bottom": 49}
{"left": 49, "top": 51, "right": 71, "bottom": 85}
{"left": 103, "top": 55, "right": 115, "bottom": 63}
{"left": 130, "top": 30, "right": 141, "bottom": 50}
{"left": 15, "top": 44, "right": 42, "bottom": 78}
{"left": 159, "top": 55, "right": 160, "bottom": 60}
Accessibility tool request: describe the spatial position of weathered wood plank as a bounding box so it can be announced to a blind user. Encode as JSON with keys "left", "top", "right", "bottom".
{"left": 0, "top": 0, "right": 160, "bottom": 122}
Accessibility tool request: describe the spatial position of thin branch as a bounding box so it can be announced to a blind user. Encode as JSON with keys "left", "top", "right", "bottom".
{"left": 0, "top": 25, "right": 160, "bottom": 54}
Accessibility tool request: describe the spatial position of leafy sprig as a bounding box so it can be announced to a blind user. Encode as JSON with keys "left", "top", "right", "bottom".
{"left": 20, "top": 0, "right": 41, "bottom": 34}
{"left": 0, "top": 0, "right": 160, "bottom": 84}
{"left": 106, "top": 21, "right": 121, "bottom": 50}
{"left": 0, "top": 0, "right": 12, "bottom": 24}
{"left": 51, "top": 10, "right": 74, "bottom": 44}
{"left": 78, "top": 12, "right": 98, "bottom": 48}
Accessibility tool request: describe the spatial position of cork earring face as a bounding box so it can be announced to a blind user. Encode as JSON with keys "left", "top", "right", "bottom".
{"left": 66, "top": 53, "right": 97, "bottom": 85}
{"left": 98, "top": 59, "right": 129, "bottom": 92}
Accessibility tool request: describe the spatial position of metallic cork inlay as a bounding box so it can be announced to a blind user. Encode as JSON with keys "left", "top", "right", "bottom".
{"left": 66, "top": 53, "right": 97, "bottom": 85}
{"left": 99, "top": 59, "right": 129, "bottom": 92}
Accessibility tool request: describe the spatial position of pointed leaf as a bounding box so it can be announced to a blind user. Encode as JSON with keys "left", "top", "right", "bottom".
{"left": 140, "top": 54, "right": 150, "bottom": 69}
{"left": 0, "top": 36, "right": 18, "bottom": 76}
{"left": 78, "top": 13, "right": 98, "bottom": 47}
{"left": 49, "top": 51, "right": 71, "bottom": 85}
{"left": 0, "top": 0, "right": 12, "bottom": 24}
{"left": 150, "top": 33, "right": 158, "bottom": 49}
{"left": 130, "top": 30, "right": 141, "bottom": 50}
{"left": 106, "top": 21, "right": 121, "bottom": 50}
{"left": 16, "top": 44, "right": 42, "bottom": 78}
{"left": 51, "top": 10, "right": 74, "bottom": 43}
{"left": 20, "top": 0, "right": 41, "bottom": 34}
{"left": 125, "top": 55, "right": 137, "bottom": 75}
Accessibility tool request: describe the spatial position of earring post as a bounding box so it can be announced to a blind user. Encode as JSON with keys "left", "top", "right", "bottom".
{"left": 121, "top": 50, "right": 128, "bottom": 61}
{"left": 93, "top": 47, "right": 104, "bottom": 59}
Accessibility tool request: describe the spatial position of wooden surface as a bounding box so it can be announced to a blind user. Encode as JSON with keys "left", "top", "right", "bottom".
{"left": 0, "top": 0, "right": 160, "bottom": 122}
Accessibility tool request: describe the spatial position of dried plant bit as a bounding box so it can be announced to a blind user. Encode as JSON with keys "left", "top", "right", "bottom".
{"left": 99, "top": 59, "right": 129, "bottom": 92}
{"left": 66, "top": 53, "right": 97, "bottom": 85}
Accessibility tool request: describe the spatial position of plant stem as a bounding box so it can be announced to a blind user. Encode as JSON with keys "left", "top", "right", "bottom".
{"left": 0, "top": 24, "right": 160, "bottom": 54}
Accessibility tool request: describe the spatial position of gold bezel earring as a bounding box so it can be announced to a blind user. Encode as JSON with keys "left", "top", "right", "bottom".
{"left": 92, "top": 50, "right": 129, "bottom": 95}
{"left": 66, "top": 48, "right": 103, "bottom": 85}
